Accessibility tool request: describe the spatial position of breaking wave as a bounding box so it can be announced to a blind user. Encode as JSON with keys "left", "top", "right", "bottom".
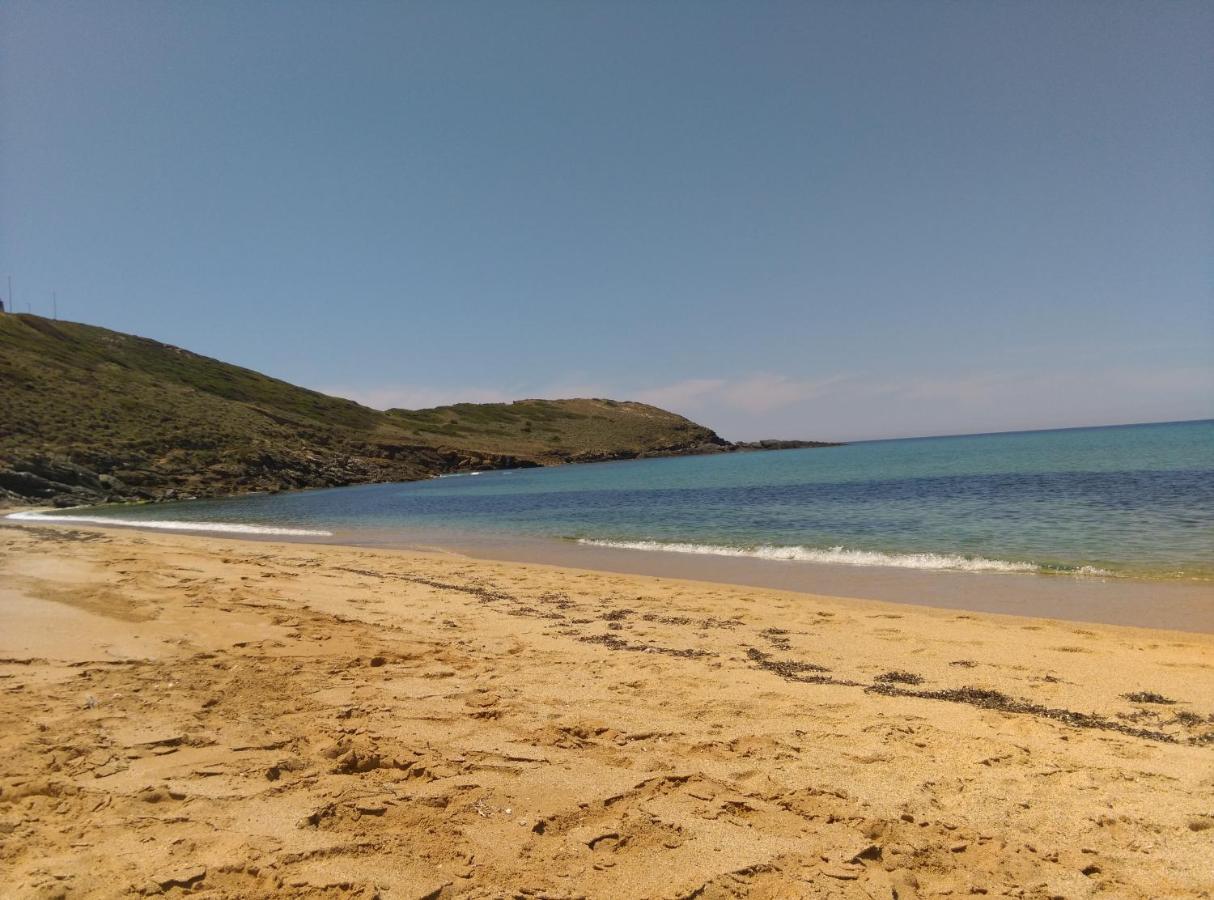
{"left": 5, "top": 509, "right": 333, "bottom": 537}
{"left": 575, "top": 538, "right": 1111, "bottom": 576}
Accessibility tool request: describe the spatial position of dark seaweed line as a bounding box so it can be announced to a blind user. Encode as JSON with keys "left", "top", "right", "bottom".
{"left": 331, "top": 566, "right": 514, "bottom": 603}
{"left": 331, "top": 565, "right": 716, "bottom": 657}
{"left": 745, "top": 647, "right": 1201, "bottom": 746}
{"left": 865, "top": 682, "right": 1179, "bottom": 744}
{"left": 328, "top": 566, "right": 1205, "bottom": 748}
{"left": 578, "top": 633, "right": 715, "bottom": 659}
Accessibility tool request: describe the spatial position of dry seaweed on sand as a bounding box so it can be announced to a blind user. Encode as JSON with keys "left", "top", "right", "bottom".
{"left": 577, "top": 633, "right": 714, "bottom": 659}
{"left": 1171, "top": 711, "right": 1205, "bottom": 726}
{"left": 745, "top": 647, "right": 1198, "bottom": 746}
{"left": 1121, "top": 691, "right": 1176, "bottom": 705}
{"left": 745, "top": 647, "right": 843, "bottom": 684}
{"left": 874, "top": 670, "right": 924, "bottom": 685}
{"left": 868, "top": 683, "right": 1180, "bottom": 744}
{"left": 759, "top": 628, "right": 792, "bottom": 650}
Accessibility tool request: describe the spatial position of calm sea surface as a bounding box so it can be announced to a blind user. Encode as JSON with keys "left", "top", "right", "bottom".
{"left": 16, "top": 420, "right": 1214, "bottom": 581}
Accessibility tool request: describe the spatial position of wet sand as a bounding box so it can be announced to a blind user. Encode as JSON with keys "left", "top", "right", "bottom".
{"left": 12, "top": 507, "right": 1214, "bottom": 633}
{"left": 426, "top": 532, "right": 1214, "bottom": 634}
{"left": 1, "top": 521, "right": 1213, "bottom": 898}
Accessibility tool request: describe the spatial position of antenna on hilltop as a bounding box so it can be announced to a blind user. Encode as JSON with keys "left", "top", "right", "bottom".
{"left": 53, "top": 291, "right": 57, "bottom": 320}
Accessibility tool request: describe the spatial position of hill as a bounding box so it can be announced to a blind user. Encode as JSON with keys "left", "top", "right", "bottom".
{"left": 384, "top": 398, "right": 727, "bottom": 464}
{"left": 0, "top": 314, "right": 832, "bottom": 506}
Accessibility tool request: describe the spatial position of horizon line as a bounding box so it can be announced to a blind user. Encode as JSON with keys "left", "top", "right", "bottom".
{"left": 5, "top": 311, "right": 1208, "bottom": 446}
{"left": 842, "top": 417, "right": 1211, "bottom": 446}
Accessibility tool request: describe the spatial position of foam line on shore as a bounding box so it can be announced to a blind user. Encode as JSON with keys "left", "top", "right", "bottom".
{"left": 576, "top": 538, "right": 1111, "bottom": 575}
{"left": 5, "top": 510, "right": 334, "bottom": 537}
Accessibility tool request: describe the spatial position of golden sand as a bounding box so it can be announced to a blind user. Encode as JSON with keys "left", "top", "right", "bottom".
{"left": 1, "top": 522, "right": 1212, "bottom": 898}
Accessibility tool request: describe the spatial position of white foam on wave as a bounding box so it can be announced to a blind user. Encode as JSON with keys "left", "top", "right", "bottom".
{"left": 5, "top": 510, "right": 333, "bottom": 537}
{"left": 575, "top": 538, "right": 1090, "bottom": 574}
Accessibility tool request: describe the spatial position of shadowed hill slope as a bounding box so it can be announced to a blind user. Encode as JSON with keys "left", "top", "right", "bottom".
{"left": 0, "top": 314, "right": 832, "bottom": 506}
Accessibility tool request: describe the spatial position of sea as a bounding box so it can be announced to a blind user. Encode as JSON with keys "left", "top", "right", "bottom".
{"left": 14, "top": 419, "right": 1213, "bottom": 584}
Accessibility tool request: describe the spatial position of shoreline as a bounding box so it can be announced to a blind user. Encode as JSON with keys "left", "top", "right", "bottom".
{"left": 1, "top": 522, "right": 1212, "bottom": 897}
{"left": 417, "top": 533, "right": 1214, "bottom": 634}
{"left": 7, "top": 508, "right": 1214, "bottom": 633}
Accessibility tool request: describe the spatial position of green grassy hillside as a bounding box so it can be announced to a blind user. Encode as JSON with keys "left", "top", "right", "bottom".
{"left": 386, "top": 398, "right": 725, "bottom": 464}
{"left": 0, "top": 314, "right": 734, "bottom": 505}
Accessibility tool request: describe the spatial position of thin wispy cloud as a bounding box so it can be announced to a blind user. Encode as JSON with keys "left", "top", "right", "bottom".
{"left": 631, "top": 378, "right": 726, "bottom": 411}
{"left": 634, "top": 374, "right": 849, "bottom": 415}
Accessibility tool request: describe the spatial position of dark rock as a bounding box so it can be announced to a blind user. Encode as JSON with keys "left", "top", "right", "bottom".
{"left": 731, "top": 439, "right": 844, "bottom": 451}
{"left": 0, "top": 469, "right": 59, "bottom": 496}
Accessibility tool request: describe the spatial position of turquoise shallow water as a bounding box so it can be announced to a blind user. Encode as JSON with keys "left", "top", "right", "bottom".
{"left": 16, "top": 419, "right": 1214, "bottom": 580}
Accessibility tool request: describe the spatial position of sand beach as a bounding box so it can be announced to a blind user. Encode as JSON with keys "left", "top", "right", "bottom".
{"left": 6, "top": 2, "right": 1211, "bottom": 896}
{"left": 1, "top": 520, "right": 1212, "bottom": 898}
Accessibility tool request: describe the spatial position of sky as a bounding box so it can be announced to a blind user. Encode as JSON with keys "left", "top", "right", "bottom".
{"left": 2, "top": 1, "right": 1211, "bottom": 442}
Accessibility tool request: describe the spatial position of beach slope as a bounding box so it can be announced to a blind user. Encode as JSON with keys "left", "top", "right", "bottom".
{"left": 1, "top": 523, "right": 1211, "bottom": 898}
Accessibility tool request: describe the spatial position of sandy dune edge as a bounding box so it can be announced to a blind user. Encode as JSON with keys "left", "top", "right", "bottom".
{"left": 0, "top": 523, "right": 1212, "bottom": 899}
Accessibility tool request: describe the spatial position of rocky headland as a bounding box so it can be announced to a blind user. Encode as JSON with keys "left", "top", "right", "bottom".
{"left": 0, "top": 314, "right": 840, "bottom": 507}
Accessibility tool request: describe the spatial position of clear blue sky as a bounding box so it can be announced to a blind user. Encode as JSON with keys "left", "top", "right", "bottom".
{"left": 2, "top": 1, "right": 1211, "bottom": 441}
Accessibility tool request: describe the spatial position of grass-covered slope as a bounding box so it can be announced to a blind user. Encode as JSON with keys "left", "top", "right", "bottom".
{"left": 0, "top": 314, "right": 736, "bottom": 505}
{"left": 0, "top": 314, "right": 446, "bottom": 503}
{"left": 385, "top": 398, "right": 726, "bottom": 464}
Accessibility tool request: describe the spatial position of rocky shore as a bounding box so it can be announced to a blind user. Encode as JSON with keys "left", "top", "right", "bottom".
{"left": 0, "top": 439, "right": 841, "bottom": 509}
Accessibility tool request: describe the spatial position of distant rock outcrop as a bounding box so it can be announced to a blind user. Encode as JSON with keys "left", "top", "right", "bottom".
{"left": 730, "top": 439, "right": 842, "bottom": 451}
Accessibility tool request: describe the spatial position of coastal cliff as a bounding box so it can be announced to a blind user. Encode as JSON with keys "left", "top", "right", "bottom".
{"left": 0, "top": 313, "right": 839, "bottom": 506}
